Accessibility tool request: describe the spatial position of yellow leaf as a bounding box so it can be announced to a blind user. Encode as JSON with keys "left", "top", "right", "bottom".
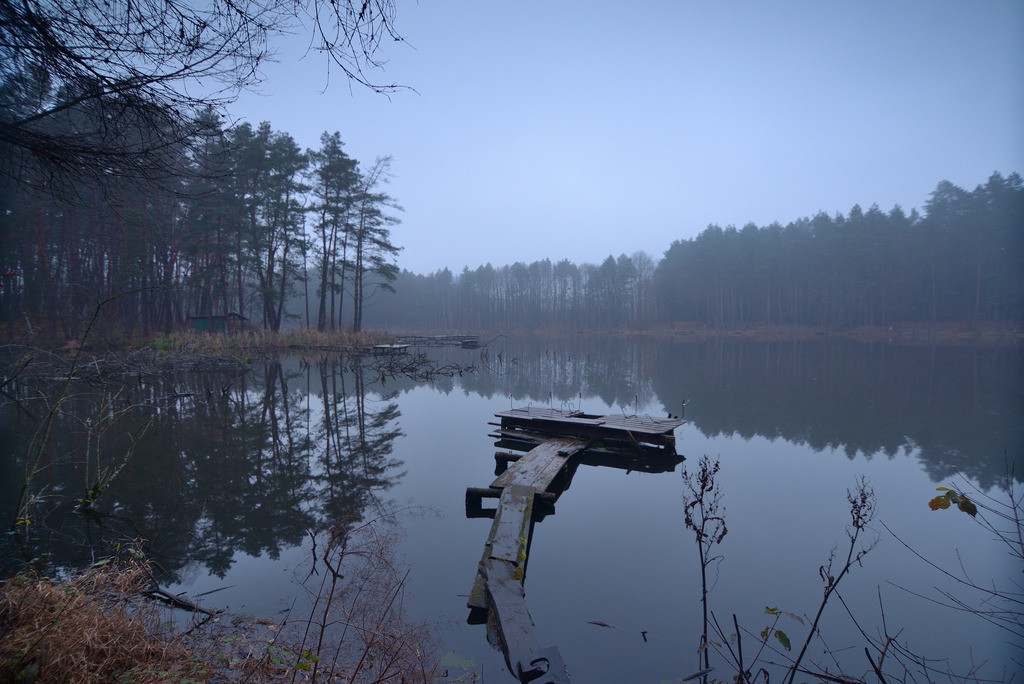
{"left": 929, "top": 496, "right": 951, "bottom": 510}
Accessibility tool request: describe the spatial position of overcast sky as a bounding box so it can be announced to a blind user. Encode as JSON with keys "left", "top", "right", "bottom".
{"left": 232, "top": 1, "right": 1024, "bottom": 275}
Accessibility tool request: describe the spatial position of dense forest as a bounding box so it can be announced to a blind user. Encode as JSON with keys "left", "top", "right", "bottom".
{"left": 2, "top": 154, "right": 1021, "bottom": 339}
{"left": 0, "top": 114, "right": 402, "bottom": 341}
{"left": 365, "top": 172, "right": 1023, "bottom": 331}
{"left": 1, "top": 0, "right": 415, "bottom": 343}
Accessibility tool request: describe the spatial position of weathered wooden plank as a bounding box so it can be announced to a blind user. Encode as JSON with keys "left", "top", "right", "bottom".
{"left": 496, "top": 407, "right": 605, "bottom": 424}
{"left": 492, "top": 439, "right": 587, "bottom": 491}
{"left": 467, "top": 517, "right": 502, "bottom": 611}
{"left": 498, "top": 421, "right": 669, "bottom": 442}
{"left": 468, "top": 485, "right": 537, "bottom": 611}
{"left": 489, "top": 485, "right": 535, "bottom": 564}
{"left": 484, "top": 559, "right": 541, "bottom": 674}
{"left": 496, "top": 407, "right": 684, "bottom": 436}
{"left": 467, "top": 563, "right": 488, "bottom": 612}
{"left": 599, "top": 414, "right": 685, "bottom": 432}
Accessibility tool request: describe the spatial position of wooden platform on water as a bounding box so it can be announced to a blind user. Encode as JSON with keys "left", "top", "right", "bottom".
{"left": 394, "top": 333, "right": 481, "bottom": 348}
{"left": 465, "top": 408, "right": 685, "bottom": 683}
{"left": 371, "top": 343, "right": 410, "bottom": 355}
{"left": 494, "top": 407, "right": 683, "bottom": 452}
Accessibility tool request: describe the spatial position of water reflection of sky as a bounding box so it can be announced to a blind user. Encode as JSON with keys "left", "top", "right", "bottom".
{"left": 167, "top": 341, "right": 1018, "bottom": 682}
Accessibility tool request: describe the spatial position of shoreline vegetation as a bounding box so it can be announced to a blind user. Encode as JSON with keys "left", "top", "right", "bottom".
{"left": 586, "top": 320, "right": 1022, "bottom": 345}
{"left": 4, "top": 171, "right": 1020, "bottom": 349}
{"left": 1, "top": 560, "right": 265, "bottom": 683}
{"left": 1, "top": 328, "right": 455, "bottom": 682}
{"left": 2, "top": 320, "right": 1020, "bottom": 357}
{"left": 1, "top": 535, "right": 442, "bottom": 683}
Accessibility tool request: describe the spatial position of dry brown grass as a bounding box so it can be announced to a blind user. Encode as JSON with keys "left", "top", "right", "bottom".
{"left": 151, "top": 328, "right": 394, "bottom": 355}
{"left": 1, "top": 526, "right": 442, "bottom": 683}
{"left": 0, "top": 562, "right": 206, "bottom": 683}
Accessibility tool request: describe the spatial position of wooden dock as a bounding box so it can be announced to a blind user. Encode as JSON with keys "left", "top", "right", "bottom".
{"left": 465, "top": 407, "right": 685, "bottom": 683}
{"left": 494, "top": 407, "right": 680, "bottom": 453}
{"left": 394, "top": 333, "right": 482, "bottom": 348}
{"left": 371, "top": 343, "right": 411, "bottom": 355}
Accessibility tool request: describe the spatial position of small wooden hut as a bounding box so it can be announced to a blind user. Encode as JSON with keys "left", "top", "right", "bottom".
{"left": 186, "top": 312, "right": 249, "bottom": 333}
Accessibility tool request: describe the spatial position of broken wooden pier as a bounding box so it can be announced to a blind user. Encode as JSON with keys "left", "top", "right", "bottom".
{"left": 465, "top": 407, "right": 685, "bottom": 683}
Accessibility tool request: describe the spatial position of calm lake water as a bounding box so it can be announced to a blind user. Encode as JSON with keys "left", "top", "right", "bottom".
{"left": 3, "top": 336, "right": 1022, "bottom": 682}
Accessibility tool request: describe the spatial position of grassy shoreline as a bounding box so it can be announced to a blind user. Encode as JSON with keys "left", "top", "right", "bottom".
{"left": 5, "top": 320, "right": 1019, "bottom": 357}
{"left": 1, "top": 554, "right": 442, "bottom": 683}
{"left": 615, "top": 321, "right": 1021, "bottom": 345}
{"left": 149, "top": 328, "right": 397, "bottom": 355}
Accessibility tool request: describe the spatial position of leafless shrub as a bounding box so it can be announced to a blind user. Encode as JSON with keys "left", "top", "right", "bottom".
{"left": 681, "top": 455, "right": 727, "bottom": 679}
{"left": 1, "top": 0, "right": 404, "bottom": 194}
{"left": 887, "top": 462, "right": 1023, "bottom": 657}
{"left": 285, "top": 511, "right": 440, "bottom": 683}
{"left": 700, "top": 478, "right": 880, "bottom": 684}
{"left": 783, "top": 477, "right": 878, "bottom": 683}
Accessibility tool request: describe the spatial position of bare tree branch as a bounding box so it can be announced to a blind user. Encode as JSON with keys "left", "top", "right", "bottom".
{"left": 0, "top": 0, "right": 404, "bottom": 193}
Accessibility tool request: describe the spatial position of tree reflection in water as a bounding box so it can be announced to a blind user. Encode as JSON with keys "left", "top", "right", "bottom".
{"left": 4, "top": 338, "right": 1019, "bottom": 582}
{"left": 316, "top": 356, "right": 405, "bottom": 527}
{"left": 1, "top": 356, "right": 406, "bottom": 582}
{"left": 415, "top": 337, "right": 1021, "bottom": 487}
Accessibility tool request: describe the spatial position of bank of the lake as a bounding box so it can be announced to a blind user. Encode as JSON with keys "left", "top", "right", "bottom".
{"left": 5, "top": 319, "right": 1020, "bottom": 354}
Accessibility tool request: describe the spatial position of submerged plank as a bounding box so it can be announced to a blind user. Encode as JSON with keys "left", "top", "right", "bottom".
{"left": 485, "top": 560, "right": 571, "bottom": 683}
{"left": 484, "top": 559, "right": 541, "bottom": 674}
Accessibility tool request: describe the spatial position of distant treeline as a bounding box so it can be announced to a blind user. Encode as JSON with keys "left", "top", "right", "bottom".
{"left": 366, "top": 173, "right": 1023, "bottom": 331}
{"left": 2, "top": 160, "right": 1020, "bottom": 342}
